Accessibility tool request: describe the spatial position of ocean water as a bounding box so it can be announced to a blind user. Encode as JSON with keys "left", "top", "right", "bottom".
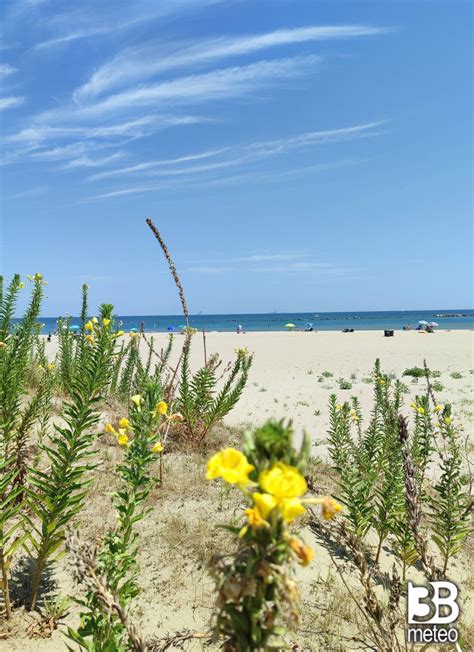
{"left": 30, "top": 310, "right": 474, "bottom": 334}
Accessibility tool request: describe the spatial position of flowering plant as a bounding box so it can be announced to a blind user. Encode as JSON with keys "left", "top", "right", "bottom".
{"left": 207, "top": 420, "right": 341, "bottom": 650}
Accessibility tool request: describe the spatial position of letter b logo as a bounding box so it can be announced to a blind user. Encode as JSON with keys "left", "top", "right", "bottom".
{"left": 408, "top": 581, "right": 459, "bottom": 624}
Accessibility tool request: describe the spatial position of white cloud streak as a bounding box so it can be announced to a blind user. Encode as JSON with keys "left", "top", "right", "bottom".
{"left": 50, "top": 56, "right": 321, "bottom": 121}
{"left": 87, "top": 121, "right": 383, "bottom": 183}
{"left": 0, "top": 64, "right": 17, "bottom": 77}
{"left": 0, "top": 96, "right": 25, "bottom": 110}
{"left": 74, "top": 24, "right": 388, "bottom": 101}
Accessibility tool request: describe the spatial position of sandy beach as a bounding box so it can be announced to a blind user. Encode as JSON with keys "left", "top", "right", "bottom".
{"left": 46, "top": 329, "right": 474, "bottom": 452}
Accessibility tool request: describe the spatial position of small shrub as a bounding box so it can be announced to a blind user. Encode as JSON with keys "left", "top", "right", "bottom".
{"left": 450, "top": 371, "right": 463, "bottom": 379}
{"left": 338, "top": 378, "right": 352, "bottom": 390}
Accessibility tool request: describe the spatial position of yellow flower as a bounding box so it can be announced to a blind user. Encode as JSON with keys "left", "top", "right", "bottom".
{"left": 155, "top": 400, "right": 168, "bottom": 416}
{"left": 117, "top": 330, "right": 125, "bottom": 337}
{"left": 19, "top": 282, "right": 25, "bottom": 289}
{"left": 253, "top": 492, "right": 277, "bottom": 519}
{"left": 85, "top": 321, "right": 94, "bottom": 331}
{"left": 118, "top": 418, "right": 130, "bottom": 429}
{"left": 47, "top": 363, "right": 56, "bottom": 371}
{"left": 105, "top": 423, "right": 117, "bottom": 435}
{"left": 206, "top": 448, "right": 254, "bottom": 486}
{"left": 34, "top": 273, "right": 43, "bottom": 281}
{"left": 320, "top": 496, "right": 343, "bottom": 520}
{"left": 444, "top": 416, "right": 452, "bottom": 426}
{"left": 152, "top": 442, "right": 164, "bottom": 454}
{"left": 85, "top": 334, "right": 94, "bottom": 344}
{"left": 434, "top": 405, "right": 443, "bottom": 412}
{"left": 131, "top": 394, "right": 142, "bottom": 408}
{"left": 417, "top": 406, "right": 425, "bottom": 415}
{"left": 410, "top": 402, "right": 417, "bottom": 409}
{"left": 117, "top": 433, "right": 129, "bottom": 446}
{"left": 103, "top": 318, "right": 111, "bottom": 327}
{"left": 336, "top": 404, "right": 343, "bottom": 411}
{"left": 259, "top": 462, "right": 307, "bottom": 499}
{"left": 244, "top": 507, "right": 266, "bottom": 528}
{"left": 92, "top": 317, "right": 98, "bottom": 324}
{"left": 289, "top": 537, "right": 314, "bottom": 566}
{"left": 279, "top": 497, "right": 306, "bottom": 522}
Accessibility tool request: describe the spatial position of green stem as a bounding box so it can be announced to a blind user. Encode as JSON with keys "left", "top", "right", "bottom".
{"left": 0, "top": 546, "right": 11, "bottom": 619}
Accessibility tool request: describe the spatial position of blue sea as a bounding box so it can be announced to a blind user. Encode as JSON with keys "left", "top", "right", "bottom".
{"left": 32, "top": 310, "right": 474, "bottom": 334}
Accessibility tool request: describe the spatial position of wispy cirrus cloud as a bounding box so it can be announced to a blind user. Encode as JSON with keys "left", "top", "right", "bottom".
{"left": 188, "top": 254, "right": 353, "bottom": 276}
{"left": 74, "top": 24, "right": 388, "bottom": 101}
{"left": 0, "top": 96, "right": 25, "bottom": 110}
{"left": 88, "top": 121, "right": 383, "bottom": 185}
{"left": 91, "top": 157, "right": 371, "bottom": 200}
{"left": 0, "top": 64, "right": 17, "bottom": 77}
{"left": 40, "top": 55, "right": 321, "bottom": 124}
{"left": 60, "top": 152, "right": 125, "bottom": 170}
{"left": 33, "top": 0, "right": 226, "bottom": 50}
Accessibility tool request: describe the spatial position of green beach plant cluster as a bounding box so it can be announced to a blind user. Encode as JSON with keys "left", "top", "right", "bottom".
{"left": 207, "top": 420, "right": 341, "bottom": 651}
{"left": 66, "top": 380, "right": 173, "bottom": 650}
{"left": 327, "top": 359, "right": 470, "bottom": 580}
{"left": 0, "top": 275, "right": 125, "bottom": 617}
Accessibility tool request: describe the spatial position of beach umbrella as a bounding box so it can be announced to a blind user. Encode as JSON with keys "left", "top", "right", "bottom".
{"left": 167, "top": 326, "right": 175, "bottom": 331}
{"left": 70, "top": 324, "right": 80, "bottom": 331}
{"left": 285, "top": 323, "right": 296, "bottom": 329}
{"left": 306, "top": 322, "right": 313, "bottom": 328}
{"left": 129, "top": 327, "right": 138, "bottom": 332}
{"left": 429, "top": 322, "right": 439, "bottom": 327}
{"left": 418, "top": 320, "right": 429, "bottom": 325}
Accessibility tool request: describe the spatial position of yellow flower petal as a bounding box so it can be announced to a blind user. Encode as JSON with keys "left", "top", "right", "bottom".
{"left": 131, "top": 395, "right": 142, "bottom": 407}
{"left": 155, "top": 401, "right": 168, "bottom": 415}
{"left": 289, "top": 537, "right": 314, "bottom": 566}
{"left": 259, "top": 462, "right": 307, "bottom": 499}
{"left": 206, "top": 448, "right": 254, "bottom": 486}
{"left": 105, "top": 423, "right": 116, "bottom": 435}
{"left": 152, "top": 442, "right": 164, "bottom": 454}
{"left": 244, "top": 507, "right": 266, "bottom": 528}
{"left": 119, "top": 418, "right": 130, "bottom": 429}
{"left": 103, "top": 318, "right": 111, "bottom": 327}
{"left": 117, "top": 433, "right": 129, "bottom": 447}
{"left": 279, "top": 497, "right": 306, "bottom": 522}
{"left": 253, "top": 493, "right": 277, "bottom": 519}
{"left": 320, "top": 496, "right": 343, "bottom": 520}
{"left": 84, "top": 321, "right": 94, "bottom": 332}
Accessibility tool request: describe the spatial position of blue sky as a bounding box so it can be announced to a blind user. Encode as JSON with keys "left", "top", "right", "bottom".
{"left": 0, "top": 0, "right": 472, "bottom": 316}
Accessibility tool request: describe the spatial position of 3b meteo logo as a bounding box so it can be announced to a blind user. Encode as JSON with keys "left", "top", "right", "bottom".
{"left": 407, "top": 581, "right": 460, "bottom": 644}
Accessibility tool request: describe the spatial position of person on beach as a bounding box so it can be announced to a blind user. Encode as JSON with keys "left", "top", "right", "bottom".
{"left": 237, "top": 324, "right": 242, "bottom": 334}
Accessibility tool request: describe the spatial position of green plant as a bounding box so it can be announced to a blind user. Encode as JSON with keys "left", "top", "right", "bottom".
{"left": 176, "top": 342, "right": 253, "bottom": 446}
{"left": 429, "top": 409, "right": 471, "bottom": 575}
{"left": 0, "top": 273, "right": 50, "bottom": 618}
{"left": 208, "top": 420, "right": 341, "bottom": 650}
{"left": 450, "top": 371, "right": 463, "bottom": 379}
{"left": 28, "top": 307, "right": 119, "bottom": 610}
{"left": 403, "top": 366, "right": 440, "bottom": 378}
{"left": 67, "top": 381, "right": 171, "bottom": 649}
{"left": 338, "top": 378, "right": 352, "bottom": 390}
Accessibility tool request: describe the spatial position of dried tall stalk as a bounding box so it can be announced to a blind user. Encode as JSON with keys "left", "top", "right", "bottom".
{"left": 398, "top": 415, "right": 440, "bottom": 579}
{"left": 65, "top": 531, "right": 146, "bottom": 652}
{"left": 145, "top": 218, "right": 189, "bottom": 327}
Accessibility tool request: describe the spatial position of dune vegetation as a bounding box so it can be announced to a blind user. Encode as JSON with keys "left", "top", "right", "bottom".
{"left": 0, "top": 221, "right": 472, "bottom": 651}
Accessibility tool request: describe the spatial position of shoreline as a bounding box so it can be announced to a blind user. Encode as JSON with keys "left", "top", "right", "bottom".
{"left": 43, "top": 330, "right": 474, "bottom": 452}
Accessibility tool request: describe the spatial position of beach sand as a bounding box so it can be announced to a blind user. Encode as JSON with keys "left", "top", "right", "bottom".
{"left": 46, "top": 328, "right": 474, "bottom": 452}
{"left": 7, "top": 329, "right": 472, "bottom": 650}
